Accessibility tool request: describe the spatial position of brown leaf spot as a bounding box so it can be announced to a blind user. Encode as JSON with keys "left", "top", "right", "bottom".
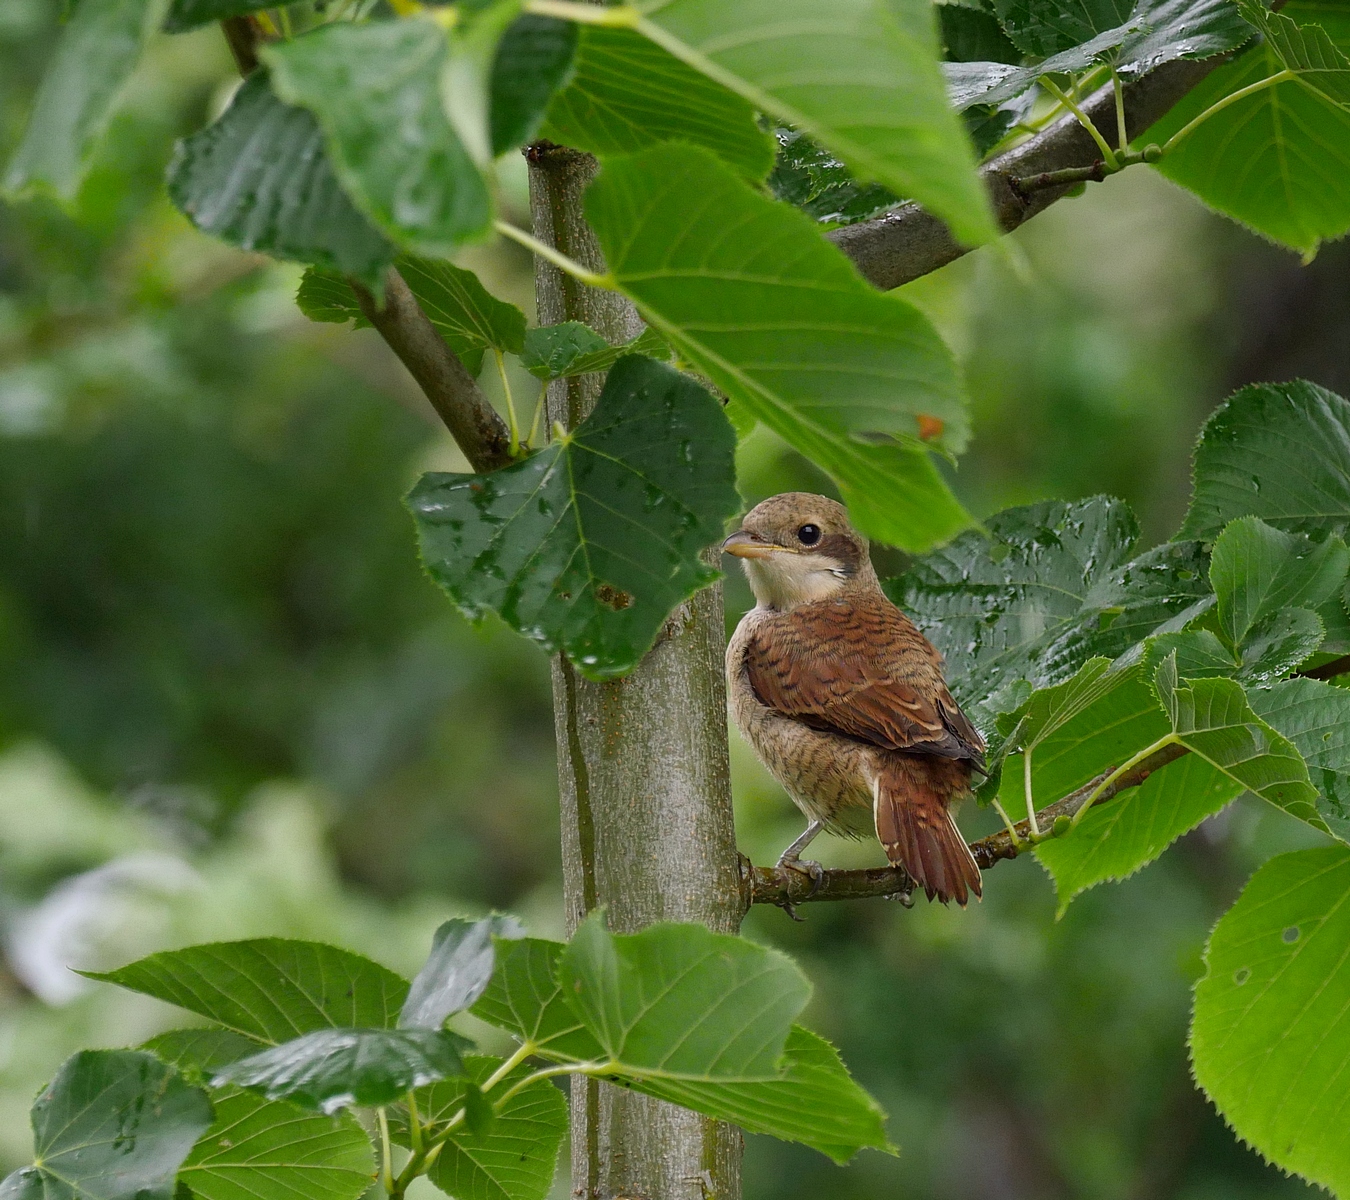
{"left": 918, "top": 414, "right": 944, "bottom": 441}
{"left": 595, "top": 583, "right": 633, "bottom": 611}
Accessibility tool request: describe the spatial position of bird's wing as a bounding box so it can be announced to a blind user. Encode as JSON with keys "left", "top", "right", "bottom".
{"left": 745, "top": 597, "right": 985, "bottom": 762}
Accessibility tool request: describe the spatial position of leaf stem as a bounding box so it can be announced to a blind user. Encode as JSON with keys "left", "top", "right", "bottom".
{"left": 1070, "top": 734, "right": 1178, "bottom": 828}
{"left": 493, "top": 221, "right": 614, "bottom": 290}
{"left": 481, "top": 1041, "right": 537, "bottom": 1093}
{"left": 492, "top": 1060, "right": 618, "bottom": 1109}
{"left": 377, "top": 1108, "right": 394, "bottom": 1195}
{"left": 494, "top": 350, "right": 521, "bottom": 453}
{"left": 1023, "top": 748, "right": 1039, "bottom": 837}
{"left": 1112, "top": 69, "right": 1128, "bottom": 151}
{"left": 527, "top": 382, "right": 546, "bottom": 450}
{"left": 1039, "top": 76, "right": 1119, "bottom": 169}
{"left": 522, "top": 0, "right": 638, "bottom": 26}
{"left": 1160, "top": 69, "right": 1293, "bottom": 154}
{"left": 992, "top": 798, "right": 1025, "bottom": 848}
{"left": 405, "top": 1091, "right": 423, "bottom": 1156}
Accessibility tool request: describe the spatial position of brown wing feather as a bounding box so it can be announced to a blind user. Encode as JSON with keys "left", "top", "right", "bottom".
{"left": 744, "top": 594, "right": 985, "bottom": 764}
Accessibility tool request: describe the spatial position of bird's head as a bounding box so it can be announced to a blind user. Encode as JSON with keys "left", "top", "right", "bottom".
{"left": 722, "top": 492, "right": 875, "bottom": 610}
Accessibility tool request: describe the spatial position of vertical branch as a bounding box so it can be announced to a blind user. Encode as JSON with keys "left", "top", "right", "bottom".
{"left": 526, "top": 140, "right": 745, "bottom": 1200}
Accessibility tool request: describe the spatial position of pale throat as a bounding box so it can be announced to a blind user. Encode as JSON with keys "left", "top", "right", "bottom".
{"left": 742, "top": 552, "right": 849, "bottom": 610}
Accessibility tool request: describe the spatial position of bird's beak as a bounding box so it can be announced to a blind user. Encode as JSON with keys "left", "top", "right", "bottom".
{"left": 722, "top": 530, "right": 779, "bottom": 559}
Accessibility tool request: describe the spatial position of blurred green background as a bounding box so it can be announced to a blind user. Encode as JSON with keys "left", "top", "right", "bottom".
{"left": 1, "top": 4, "right": 1345, "bottom": 1197}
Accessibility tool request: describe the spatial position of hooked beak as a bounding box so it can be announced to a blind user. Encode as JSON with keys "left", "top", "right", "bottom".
{"left": 722, "top": 529, "right": 782, "bottom": 559}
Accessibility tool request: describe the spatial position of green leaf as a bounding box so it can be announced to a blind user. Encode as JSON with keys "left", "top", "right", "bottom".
{"left": 1180, "top": 380, "right": 1350, "bottom": 543}
{"left": 144, "top": 1030, "right": 375, "bottom": 1200}
{"left": 470, "top": 937, "right": 606, "bottom": 1061}
{"left": 559, "top": 915, "right": 810, "bottom": 1080}
{"left": 400, "top": 915, "right": 523, "bottom": 1031}
{"left": 585, "top": 142, "right": 974, "bottom": 552}
{"left": 1238, "top": 0, "right": 1350, "bottom": 103}
{"left": 630, "top": 1026, "right": 893, "bottom": 1165}
{"left": 263, "top": 20, "right": 491, "bottom": 256}
{"left": 406, "top": 1057, "right": 567, "bottom": 1200}
{"left": 1144, "top": 611, "right": 1325, "bottom": 684}
{"left": 540, "top": 26, "right": 774, "bottom": 182}
{"left": 1147, "top": 3, "right": 1350, "bottom": 256}
{"left": 1210, "top": 516, "right": 1349, "bottom": 645}
{"left": 490, "top": 16, "right": 578, "bottom": 155}
{"left": 631, "top": 0, "right": 997, "bottom": 245}
{"left": 1, "top": 1050, "right": 212, "bottom": 1200}
{"left": 1191, "top": 845, "right": 1350, "bottom": 1195}
{"left": 1035, "top": 753, "right": 1241, "bottom": 912}
{"left": 767, "top": 129, "right": 900, "bottom": 227}
{"left": 471, "top": 939, "right": 887, "bottom": 1163}
{"left": 212, "top": 1029, "right": 466, "bottom": 1114}
{"left": 939, "top": 3, "right": 1022, "bottom": 62}
{"left": 296, "top": 256, "right": 526, "bottom": 376}
{"left": 167, "top": 75, "right": 394, "bottom": 286}
{"left": 87, "top": 939, "right": 409, "bottom": 1043}
{"left": 1248, "top": 677, "right": 1350, "bottom": 842}
{"left": 2, "top": 0, "right": 168, "bottom": 202}
{"left": 163, "top": 0, "right": 274, "bottom": 32}
{"left": 889, "top": 497, "right": 1213, "bottom": 717}
{"left": 518, "top": 323, "right": 670, "bottom": 380}
{"left": 408, "top": 354, "right": 738, "bottom": 680}
{"left": 1154, "top": 654, "right": 1326, "bottom": 830}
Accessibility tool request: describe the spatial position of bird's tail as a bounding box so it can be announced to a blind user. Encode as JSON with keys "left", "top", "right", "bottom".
{"left": 873, "top": 754, "right": 981, "bottom": 906}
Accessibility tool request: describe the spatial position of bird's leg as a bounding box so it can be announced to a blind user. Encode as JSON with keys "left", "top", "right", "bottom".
{"left": 775, "top": 819, "right": 826, "bottom": 900}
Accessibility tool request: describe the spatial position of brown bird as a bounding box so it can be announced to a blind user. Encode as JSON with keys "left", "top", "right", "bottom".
{"left": 723, "top": 492, "right": 985, "bottom": 906}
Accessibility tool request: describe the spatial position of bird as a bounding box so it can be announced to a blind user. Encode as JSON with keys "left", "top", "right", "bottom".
{"left": 723, "top": 492, "right": 985, "bottom": 906}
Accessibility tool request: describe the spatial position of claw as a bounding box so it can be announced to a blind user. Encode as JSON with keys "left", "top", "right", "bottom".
{"left": 775, "top": 854, "right": 825, "bottom": 911}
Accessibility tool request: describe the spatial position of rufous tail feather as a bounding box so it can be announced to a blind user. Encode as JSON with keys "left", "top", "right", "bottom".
{"left": 873, "top": 755, "right": 982, "bottom": 906}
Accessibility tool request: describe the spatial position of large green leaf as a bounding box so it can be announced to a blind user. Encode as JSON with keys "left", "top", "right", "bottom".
{"left": 767, "top": 129, "right": 901, "bottom": 227}
{"left": 470, "top": 937, "right": 887, "bottom": 1163}
{"left": 213, "top": 1029, "right": 467, "bottom": 1114}
{"left": 87, "top": 939, "right": 409, "bottom": 1043}
{"left": 1035, "top": 753, "right": 1241, "bottom": 912}
{"left": 400, "top": 916, "right": 523, "bottom": 1031}
{"left": 145, "top": 1029, "right": 375, "bottom": 1200}
{"left": 1143, "top": 610, "right": 1325, "bottom": 684}
{"left": 630, "top": 0, "right": 997, "bottom": 244}
{"left": 888, "top": 497, "right": 1212, "bottom": 718}
{"left": 1147, "top": 2, "right": 1350, "bottom": 256}
{"left": 263, "top": 20, "right": 491, "bottom": 256}
{"left": 1191, "top": 845, "right": 1350, "bottom": 1195}
{"left": 540, "top": 26, "right": 774, "bottom": 181}
{"left": 1180, "top": 380, "right": 1350, "bottom": 542}
{"left": 631, "top": 1026, "right": 893, "bottom": 1165}
{"left": 490, "top": 16, "right": 578, "bottom": 155}
{"left": 296, "top": 257, "right": 525, "bottom": 377}
{"left": 1210, "top": 517, "right": 1349, "bottom": 645}
{"left": 402, "top": 1057, "right": 567, "bottom": 1200}
{"left": 1154, "top": 655, "right": 1325, "bottom": 830}
{"left": 0, "top": 1051, "right": 212, "bottom": 1200}
{"left": 408, "top": 354, "right": 738, "bottom": 681}
{"left": 166, "top": 75, "right": 394, "bottom": 286}
{"left": 518, "top": 323, "right": 669, "bottom": 381}
{"left": 584, "top": 142, "right": 974, "bottom": 551}
{"left": 2, "top": 0, "right": 168, "bottom": 202}
{"left": 940, "top": 3, "right": 1022, "bottom": 63}
{"left": 559, "top": 915, "right": 809, "bottom": 1080}
{"left": 1248, "top": 678, "right": 1350, "bottom": 842}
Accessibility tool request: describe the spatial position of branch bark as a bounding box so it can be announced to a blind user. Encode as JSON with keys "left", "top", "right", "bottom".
{"left": 828, "top": 58, "right": 1227, "bottom": 290}
{"left": 527, "top": 140, "right": 745, "bottom": 1200}
{"left": 350, "top": 271, "right": 513, "bottom": 472}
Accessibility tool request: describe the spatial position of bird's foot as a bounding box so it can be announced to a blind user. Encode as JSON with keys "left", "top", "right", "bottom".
{"left": 775, "top": 854, "right": 826, "bottom": 900}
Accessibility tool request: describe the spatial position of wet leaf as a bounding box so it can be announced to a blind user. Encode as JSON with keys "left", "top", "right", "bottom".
{"left": 213, "top": 1029, "right": 466, "bottom": 1114}
{"left": 1248, "top": 678, "right": 1350, "bottom": 842}
{"left": 87, "top": 939, "right": 409, "bottom": 1044}
{"left": 1192, "top": 845, "right": 1350, "bottom": 1196}
{"left": 1, "top": 1050, "right": 212, "bottom": 1200}
{"left": 767, "top": 130, "right": 900, "bottom": 227}
{"left": 408, "top": 354, "right": 738, "bottom": 680}
{"left": 518, "top": 323, "right": 669, "bottom": 380}
{"left": 1143, "top": 610, "right": 1325, "bottom": 684}
{"left": 540, "top": 26, "right": 774, "bottom": 181}
{"left": 1180, "top": 380, "right": 1350, "bottom": 543}
{"left": 400, "top": 915, "right": 524, "bottom": 1031}
{"left": 167, "top": 75, "right": 394, "bottom": 286}
{"left": 3, "top": 0, "right": 168, "bottom": 202}
{"left": 264, "top": 20, "right": 491, "bottom": 255}
{"left": 585, "top": 143, "right": 975, "bottom": 552}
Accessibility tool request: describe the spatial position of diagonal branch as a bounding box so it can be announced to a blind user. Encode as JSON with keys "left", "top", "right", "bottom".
{"left": 827, "top": 58, "right": 1229, "bottom": 291}
{"left": 745, "top": 656, "right": 1350, "bottom": 910}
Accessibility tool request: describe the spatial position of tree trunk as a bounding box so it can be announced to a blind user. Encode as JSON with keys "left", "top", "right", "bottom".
{"left": 526, "top": 142, "right": 746, "bottom": 1200}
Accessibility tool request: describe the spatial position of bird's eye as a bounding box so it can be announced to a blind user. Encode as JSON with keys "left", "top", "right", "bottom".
{"left": 797, "top": 523, "right": 821, "bottom": 546}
